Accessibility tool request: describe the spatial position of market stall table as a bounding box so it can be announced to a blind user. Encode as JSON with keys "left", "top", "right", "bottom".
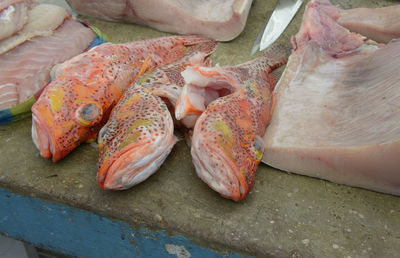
{"left": 1, "top": 0, "right": 399, "bottom": 257}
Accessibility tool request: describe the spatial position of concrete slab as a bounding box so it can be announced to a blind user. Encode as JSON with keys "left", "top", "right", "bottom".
{"left": 0, "top": 0, "right": 399, "bottom": 257}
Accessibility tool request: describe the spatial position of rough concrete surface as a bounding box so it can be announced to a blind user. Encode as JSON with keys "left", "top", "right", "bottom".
{"left": 1, "top": 0, "right": 400, "bottom": 257}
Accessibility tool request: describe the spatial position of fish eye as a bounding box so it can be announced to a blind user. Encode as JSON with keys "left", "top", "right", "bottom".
{"left": 75, "top": 102, "right": 103, "bottom": 126}
{"left": 253, "top": 135, "right": 264, "bottom": 152}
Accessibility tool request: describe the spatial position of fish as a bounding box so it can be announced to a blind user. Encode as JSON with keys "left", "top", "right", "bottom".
{"left": 263, "top": 0, "right": 400, "bottom": 196}
{"left": 97, "top": 40, "right": 217, "bottom": 190}
{"left": 31, "top": 35, "right": 216, "bottom": 162}
{"left": 0, "top": 17, "right": 95, "bottom": 110}
{"left": 0, "top": 0, "right": 32, "bottom": 41}
{"left": 64, "top": 0, "right": 253, "bottom": 41}
{"left": 175, "top": 45, "right": 290, "bottom": 201}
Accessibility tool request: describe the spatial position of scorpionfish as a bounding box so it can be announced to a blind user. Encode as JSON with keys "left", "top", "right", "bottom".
{"left": 176, "top": 45, "right": 290, "bottom": 201}
{"left": 31, "top": 35, "right": 214, "bottom": 162}
{"left": 97, "top": 40, "right": 217, "bottom": 190}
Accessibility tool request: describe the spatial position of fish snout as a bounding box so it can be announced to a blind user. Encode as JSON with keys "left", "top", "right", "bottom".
{"left": 31, "top": 114, "right": 64, "bottom": 162}
{"left": 98, "top": 134, "right": 177, "bottom": 190}
{"left": 191, "top": 139, "right": 248, "bottom": 202}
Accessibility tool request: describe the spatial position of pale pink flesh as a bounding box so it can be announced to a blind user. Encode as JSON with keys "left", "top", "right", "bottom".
{"left": 65, "top": 0, "right": 252, "bottom": 41}
{"left": 175, "top": 67, "right": 235, "bottom": 124}
{"left": 263, "top": 0, "right": 400, "bottom": 196}
{"left": 0, "top": 4, "right": 71, "bottom": 55}
{"left": 0, "top": 18, "right": 95, "bottom": 109}
{"left": 0, "top": 1, "right": 30, "bottom": 41}
{"left": 338, "top": 5, "right": 400, "bottom": 43}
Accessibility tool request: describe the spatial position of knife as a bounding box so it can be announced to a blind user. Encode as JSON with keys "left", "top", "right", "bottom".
{"left": 251, "top": 0, "right": 303, "bottom": 56}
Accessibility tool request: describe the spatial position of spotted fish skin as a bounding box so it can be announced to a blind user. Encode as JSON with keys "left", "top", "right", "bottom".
{"left": 183, "top": 45, "right": 290, "bottom": 201}
{"left": 31, "top": 35, "right": 215, "bottom": 162}
{"left": 97, "top": 41, "right": 217, "bottom": 190}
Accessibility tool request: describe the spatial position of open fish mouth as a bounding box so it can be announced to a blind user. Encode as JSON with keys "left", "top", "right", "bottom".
{"left": 175, "top": 67, "right": 235, "bottom": 122}
{"left": 98, "top": 135, "right": 177, "bottom": 190}
{"left": 191, "top": 139, "right": 247, "bottom": 202}
{"left": 31, "top": 114, "right": 57, "bottom": 161}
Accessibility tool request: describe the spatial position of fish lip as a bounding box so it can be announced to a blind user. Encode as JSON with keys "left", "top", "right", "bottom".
{"left": 191, "top": 139, "right": 246, "bottom": 202}
{"left": 98, "top": 135, "right": 177, "bottom": 190}
{"left": 31, "top": 113, "right": 60, "bottom": 162}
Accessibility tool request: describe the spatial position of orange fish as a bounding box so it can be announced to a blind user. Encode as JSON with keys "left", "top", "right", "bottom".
{"left": 176, "top": 45, "right": 290, "bottom": 201}
{"left": 97, "top": 41, "right": 217, "bottom": 190}
{"left": 31, "top": 35, "right": 215, "bottom": 162}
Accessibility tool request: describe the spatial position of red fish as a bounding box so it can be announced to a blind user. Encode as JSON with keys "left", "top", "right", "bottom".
{"left": 97, "top": 41, "right": 217, "bottom": 190}
{"left": 176, "top": 45, "right": 290, "bottom": 201}
{"left": 31, "top": 35, "right": 215, "bottom": 162}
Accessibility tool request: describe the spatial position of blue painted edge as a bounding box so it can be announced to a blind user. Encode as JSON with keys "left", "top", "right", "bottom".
{"left": 0, "top": 109, "right": 13, "bottom": 124}
{"left": 0, "top": 187, "right": 243, "bottom": 258}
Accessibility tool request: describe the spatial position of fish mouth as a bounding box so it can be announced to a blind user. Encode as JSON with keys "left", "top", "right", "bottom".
{"left": 98, "top": 135, "right": 177, "bottom": 190}
{"left": 191, "top": 138, "right": 247, "bottom": 202}
{"left": 31, "top": 114, "right": 61, "bottom": 162}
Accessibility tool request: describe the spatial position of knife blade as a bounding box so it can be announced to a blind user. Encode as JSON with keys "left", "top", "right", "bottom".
{"left": 251, "top": 0, "right": 303, "bottom": 55}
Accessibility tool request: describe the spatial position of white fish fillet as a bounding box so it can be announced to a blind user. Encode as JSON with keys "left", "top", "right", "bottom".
{"left": 65, "top": 0, "right": 253, "bottom": 41}
{"left": 0, "top": 0, "right": 31, "bottom": 41}
{"left": 263, "top": 0, "right": 400, "bottom": 195}
{"left": 0, "top": 4, "right": 70, "bottom": 55}
{"left": 0, "top": 18, "right": 95, "bottom": 109}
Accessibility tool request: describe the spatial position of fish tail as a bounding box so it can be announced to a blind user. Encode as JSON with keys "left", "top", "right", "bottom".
{"left": 186, "top": 39, "right": 218, "bottom": 56}
{"left": 181, "top": 35, "right": 216, "bottom": 47}
{"left": 262, "top": 44, "right": 292, "bottom": 70}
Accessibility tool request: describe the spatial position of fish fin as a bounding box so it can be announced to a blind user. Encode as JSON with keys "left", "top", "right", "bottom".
{"left": 135, "top": 54, "right": 151, "bottom": 80}
{"left": 187, "top": 39, "right": 217, "bottom": 56}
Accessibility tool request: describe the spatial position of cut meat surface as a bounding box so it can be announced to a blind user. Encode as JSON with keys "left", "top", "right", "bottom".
{"left": 263, "top": 0, "right": 400, "bottom": 196}
{"left": 338, "top": 5, "right": 400, "bottom": 43}
{"left": 65, "top": 0, "right": 253, "bottom": 41}
{"left": 0, "top": 0, "right": 31, "bottom": 41}
{"left": 0, "top": 18, "right": 95, "bottom": 109}
{"left": 0, "top": 4, "right": 71, "bottom": 55}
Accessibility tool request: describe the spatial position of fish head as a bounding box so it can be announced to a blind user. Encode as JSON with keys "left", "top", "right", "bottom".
{"left": 31, "top": 86, "right": 104, "bottom": 162}
{"left": 97, "top": 91, "right": 177, "bottom": 190}
{"left": 191, "top": 99, "right": 265, "bottom": 202}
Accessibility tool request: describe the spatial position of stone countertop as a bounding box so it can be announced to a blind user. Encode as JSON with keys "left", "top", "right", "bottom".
{"left": 1, "top": 0, "right": 399, "bottom": 257}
